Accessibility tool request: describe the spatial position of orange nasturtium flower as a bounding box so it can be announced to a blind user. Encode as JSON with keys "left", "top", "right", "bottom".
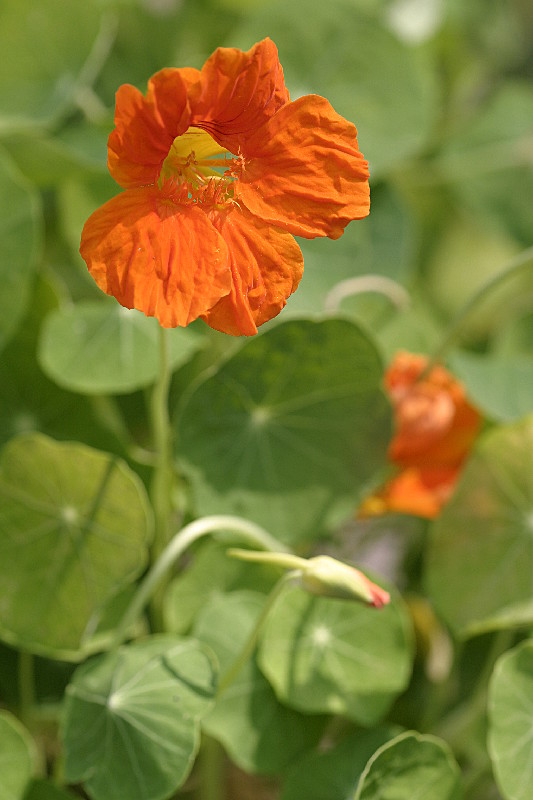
{"left": 360, "top": 351, "right": 482, "bottom": 519}
{"left": 80, "top": 39, "right": 370, "bottom": 336}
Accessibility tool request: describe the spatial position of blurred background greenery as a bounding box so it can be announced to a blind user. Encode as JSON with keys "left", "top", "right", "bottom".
{"left": 1, "top": 4, "right": 533, "bottom": 799}
{"left": 1, "top": 0, "right": 532, "bottom": 413}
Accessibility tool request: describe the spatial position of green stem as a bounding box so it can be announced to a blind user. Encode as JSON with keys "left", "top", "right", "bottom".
{"left": 197, "top": 735, "right": 226, "bottom": 800}
{"left": 216, "top": 573, "right": 293, "bottom": 697}
{"left": 112, "top": 515, "right": 289, "bottom": 648}
{"left": 151, "top": 326, "right": 173, "bottom": 549}
{"left": 18, "top": 651, "right": 35, "bottom": 729}
{"left": 149, "top": 326, "right": 174, "bottom": 628}
{"left": 426, "top": 245, "right": 533, "bottom": 371}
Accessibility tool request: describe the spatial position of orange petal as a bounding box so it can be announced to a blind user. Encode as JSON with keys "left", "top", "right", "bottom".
{"left": 386, "top": 352, "right": 482, "bottom": 469}
{"left": 189, "top": 38, "right": 290, "bottom": 153}
{"left": 360, "top": 467, "right": 459, "bottom": 520}
{"left": 201, "top": 207, "right": 303, "bottom": 336}
{"left": 79, "top": 186, "right": 231, "bottom": 328}
{"left": 237, "top": 94, "right": 370, "bottom": 239}
{"left": 108, "top": 69, "right": 195, "bottom": 188}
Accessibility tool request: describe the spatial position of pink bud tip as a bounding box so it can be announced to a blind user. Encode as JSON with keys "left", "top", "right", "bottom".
{"left": 368, "top": 582, "right": 391, "bottom": 609}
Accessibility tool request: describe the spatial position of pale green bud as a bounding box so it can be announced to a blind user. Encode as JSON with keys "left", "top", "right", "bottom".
{"left": 227, "top": 549, "right": 390, "bottom": 608}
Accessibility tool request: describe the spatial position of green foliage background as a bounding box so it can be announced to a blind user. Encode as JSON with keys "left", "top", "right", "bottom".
{"left": 1, "top": 1, "right": 533, "bottom": 799}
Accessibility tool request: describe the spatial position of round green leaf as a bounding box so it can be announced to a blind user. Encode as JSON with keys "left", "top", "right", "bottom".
{"left": 39, "top": 301, "right": 204, "bottom": 394}
{"left": 194, "top": 590, "right": 324, "bottom": 773}
{"left": 0, "top": 0, "right": 109, "bottom": 131}
{"left": 176, "top": 318, "right": 392, "bottom": 544}
{"left": 354, "top": 731, "right": 462, "bottom": 800}
{"left": 0, "top": 148, "right": 42, "bottom": 352}
{"left": 0, "top": 710, "right": 36, "bottom": 800}
{"left": 425, "top": 415, "right": 533, "bottom": 637}
{"left": 489, "top": 640, "right": 533, "bottom": 800}
{"left": 448, "top": 351, "right": 533, "bottom": 423}
{"left": 257, "top": 583, "right": 413, "bottom": 725}
{"left": 0, "top": 277, "right": 128, "bottom": 453}
{"left": 0, "top": 433, "right": 152, "bottom": 659}
{"left": 62, "top": 635, "right": 217, "bottom": 800}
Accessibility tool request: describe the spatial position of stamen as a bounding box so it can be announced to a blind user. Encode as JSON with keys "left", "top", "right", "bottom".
{"left": 158, "top": 126, "right": 241, "bottom": 210}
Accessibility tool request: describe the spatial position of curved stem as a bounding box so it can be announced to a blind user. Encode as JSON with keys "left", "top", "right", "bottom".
{"left": 216, "top": 572, "right": 294, "bottom": 697}
{"left": 426, "top": 245, "right": 533, "bottom": 371}
{"left": 325, "top": 275, "right": 410, "bottom": 313}
{"left": 112, "top": 515, "right": 289, "bottom": 648}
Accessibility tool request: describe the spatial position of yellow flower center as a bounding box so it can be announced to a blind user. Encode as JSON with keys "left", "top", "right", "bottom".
{"left": 159, "top": 126, "right": 238, "bottom": 208}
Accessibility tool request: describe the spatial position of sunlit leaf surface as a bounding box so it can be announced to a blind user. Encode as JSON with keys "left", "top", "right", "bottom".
{"left": 62, "top": 636, "right": 217, "bottom": 800}
{"left": 39, "top": 301, "right": 204, "bottom": 394}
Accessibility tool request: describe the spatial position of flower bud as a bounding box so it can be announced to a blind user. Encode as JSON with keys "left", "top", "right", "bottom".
{"left": 227, "top": 549, "right": 390, "bottom": 608}
{"left": 299, "top": 556, "right": 390, "bottom": 608}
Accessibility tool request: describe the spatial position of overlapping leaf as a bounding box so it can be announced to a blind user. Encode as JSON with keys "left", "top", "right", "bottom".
{"left": 354, "top": 731, "right": 462, "bottom": 800}
{"left": 0, "top": 433, "right": 152, "bottom": 658}
{"left": 258, "top": 583, "right": 413, "bottom": 725}
{"left": 62, "top": 636, "right": 217, "bottom": 800}
{"left": 176, "top": 318, "right": 391, "bottom": 544}
{"left": 39, "top": 301, "right": 204, "bottom": 394}
{"left": 194, "top": 590, "right": 324, "bottom": 773}
{"left": 0, "top": 277, "right": 125, "bottom": 452}
{"left": 281, "top": 728, "right": 397, "bottom": 800}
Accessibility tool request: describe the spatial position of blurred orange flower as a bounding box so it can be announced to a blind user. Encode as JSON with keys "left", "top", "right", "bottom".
{"left": 361, "top": 352, "right": 482, "bottom": 519}
{"left": 80, "top": 39, "right": 370, "bottom": 335}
